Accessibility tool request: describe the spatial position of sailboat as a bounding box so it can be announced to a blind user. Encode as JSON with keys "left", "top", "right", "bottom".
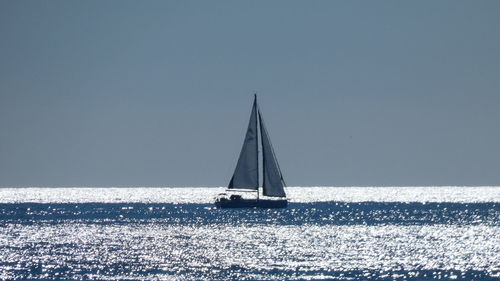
{"left": 215, "top": 95, "right": 288, "bottom": 208}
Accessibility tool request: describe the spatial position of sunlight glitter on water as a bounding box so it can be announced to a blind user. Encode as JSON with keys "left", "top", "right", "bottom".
{"left": 0, "top": 187, "right": 498, "bottom": 280}
{"left": 0, "top": 186, "right": 499, "bottom": 203}
{"left": 1, "top": 223, "right": 498, "bottom": 280}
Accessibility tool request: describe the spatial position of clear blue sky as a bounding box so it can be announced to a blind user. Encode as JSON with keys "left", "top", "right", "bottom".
{"left": 1, "top": 1, "right": 499, "bottom": 187}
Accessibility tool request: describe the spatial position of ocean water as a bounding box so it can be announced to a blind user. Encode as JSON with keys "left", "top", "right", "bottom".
{"left": 0, "top": 187, "right": 498, "bottom": 281}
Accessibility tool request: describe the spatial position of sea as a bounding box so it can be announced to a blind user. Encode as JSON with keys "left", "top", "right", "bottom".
{"left": 0, "top": 186, "right": 498, "bottom": 281}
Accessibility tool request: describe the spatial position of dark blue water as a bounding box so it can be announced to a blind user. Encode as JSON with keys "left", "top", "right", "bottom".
{"left": 1, "top": 202, "right": 498, "bottom": 226}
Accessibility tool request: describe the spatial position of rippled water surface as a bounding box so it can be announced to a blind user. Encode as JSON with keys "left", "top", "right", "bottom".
{"left": 0, "top": 187, "right": 499, "bottom": 280}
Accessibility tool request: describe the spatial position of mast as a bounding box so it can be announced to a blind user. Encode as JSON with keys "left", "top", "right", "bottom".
{"left": 255, "top": 93, "right": 260, "bottom": 201}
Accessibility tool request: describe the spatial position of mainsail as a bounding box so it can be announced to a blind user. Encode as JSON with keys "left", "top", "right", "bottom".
{"left": 259, "top": 111, "right": 286, "bottom": 197}
{"left": 228, "top": 96, "right": 259, "bottom": 190}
